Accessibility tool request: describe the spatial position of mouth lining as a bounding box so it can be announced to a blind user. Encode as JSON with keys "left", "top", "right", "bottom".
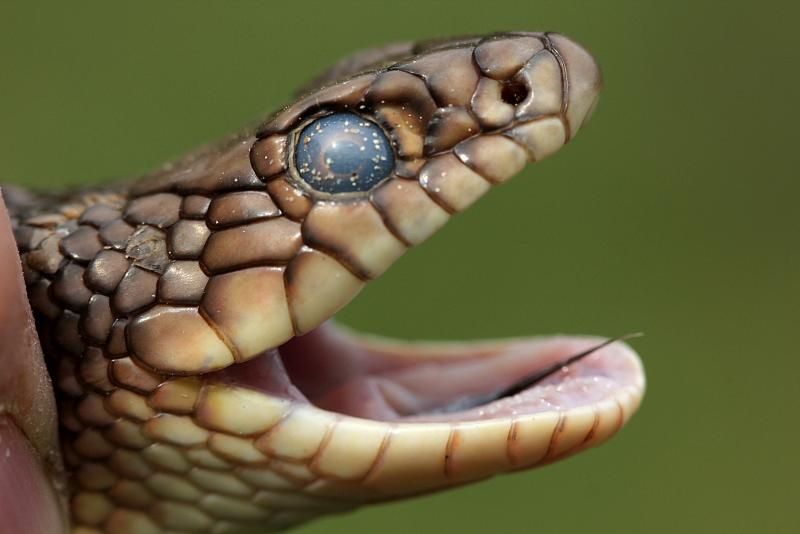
{"left": 204, "top": 322, "right": 644, "bottom": 425}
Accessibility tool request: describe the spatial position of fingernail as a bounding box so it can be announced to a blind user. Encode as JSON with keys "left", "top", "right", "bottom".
{"left": 0, "top": 416, "right": 64, "bottom": 534}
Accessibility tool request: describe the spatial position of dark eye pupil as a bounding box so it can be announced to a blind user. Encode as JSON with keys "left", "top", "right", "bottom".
{"left": 294, "top": 112, "right": 394, "bottom": 194}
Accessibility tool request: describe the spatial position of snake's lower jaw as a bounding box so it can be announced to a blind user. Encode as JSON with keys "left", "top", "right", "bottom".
{"left": 198, "top": 323, "right": 644, "bottom": 507}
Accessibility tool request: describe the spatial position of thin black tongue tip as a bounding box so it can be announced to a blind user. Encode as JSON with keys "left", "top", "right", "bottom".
{"left": 428, "top": 333, "right": 644, "bottom": 415}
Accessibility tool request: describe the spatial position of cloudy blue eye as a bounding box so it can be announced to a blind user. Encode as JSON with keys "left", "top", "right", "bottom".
{"left": 293, "top": 112, "right": 395, "bottom": 194}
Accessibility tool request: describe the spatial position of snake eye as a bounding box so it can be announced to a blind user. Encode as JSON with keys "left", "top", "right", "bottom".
{"left": 293, "top": 112, "right": 395, "bottom": 194}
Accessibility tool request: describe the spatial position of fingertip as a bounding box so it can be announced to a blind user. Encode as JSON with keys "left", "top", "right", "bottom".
{"left": 0, "top": 417, "right": 66, "bottom": 534}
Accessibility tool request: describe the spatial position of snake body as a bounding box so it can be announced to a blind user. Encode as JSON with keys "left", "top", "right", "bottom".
{"left": 9, "top": 32, "right": 645, "bottom": 533}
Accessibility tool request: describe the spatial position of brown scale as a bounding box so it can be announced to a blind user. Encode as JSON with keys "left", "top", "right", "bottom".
{"left": 7, "top": 31, "right": 604, "bottom": 532}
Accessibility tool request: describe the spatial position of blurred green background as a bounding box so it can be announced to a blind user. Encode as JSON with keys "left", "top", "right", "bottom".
{"left": 1, "top": 1, "right": 798, "bottom": 532}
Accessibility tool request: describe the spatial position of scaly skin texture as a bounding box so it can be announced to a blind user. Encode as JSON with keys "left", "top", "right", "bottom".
{"left": 9, "top": 32, "right": 644, "bottom": 533}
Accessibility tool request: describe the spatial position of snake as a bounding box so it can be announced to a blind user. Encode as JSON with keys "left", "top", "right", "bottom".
{"left": 7, "top": 31, "right": 646, "bottom": 533}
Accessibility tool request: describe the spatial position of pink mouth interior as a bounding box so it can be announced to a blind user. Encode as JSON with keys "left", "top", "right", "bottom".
{"left": 206, "top": 323, "right": 642, "bottom": 423}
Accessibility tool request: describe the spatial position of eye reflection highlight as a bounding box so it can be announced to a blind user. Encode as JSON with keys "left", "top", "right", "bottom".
{"left": 294, "top": 112, "right": 395, "bottom": 194}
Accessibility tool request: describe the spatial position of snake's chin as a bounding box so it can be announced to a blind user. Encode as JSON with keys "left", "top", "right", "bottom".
{"left": 205, "top": 322, "right": 645, "bottom": 424}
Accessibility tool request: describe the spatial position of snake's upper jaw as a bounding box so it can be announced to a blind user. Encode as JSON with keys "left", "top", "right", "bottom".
{"left": 122, "top": 32, "right": 610, "bottom": 380}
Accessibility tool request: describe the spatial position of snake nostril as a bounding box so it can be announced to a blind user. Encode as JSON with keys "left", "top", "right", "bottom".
{"left": 500, "top": 79, "right": 529, "bottom": 106}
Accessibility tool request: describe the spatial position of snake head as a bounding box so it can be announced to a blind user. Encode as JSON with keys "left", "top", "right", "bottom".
{"left": 59, "top": 31, "right": 646, "bottom": 530}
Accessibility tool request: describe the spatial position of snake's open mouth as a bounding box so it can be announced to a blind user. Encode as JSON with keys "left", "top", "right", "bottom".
{"left": 207, "top": 323, "right": 644, "bottom": 425}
